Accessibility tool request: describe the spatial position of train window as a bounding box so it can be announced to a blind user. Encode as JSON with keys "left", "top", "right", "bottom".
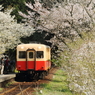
{"left": 29, "top": 52, "right": 33, "bottom": 58}
{"left": 19, "top": 51, "right": 26, "bottom": 58}
{"left": 36, "top": 51, "right": 43, "bottom": 58}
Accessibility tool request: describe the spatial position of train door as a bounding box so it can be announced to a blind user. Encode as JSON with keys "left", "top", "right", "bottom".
{"left": 26, "top": 49, "right": 36, "bottom": 70}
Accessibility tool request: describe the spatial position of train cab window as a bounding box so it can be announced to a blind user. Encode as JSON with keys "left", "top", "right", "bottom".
{"left": 19, "top": 51, "right": 26, "bottom": 58}
{"left": 36, "top": 51, "right": 44, "bottom": 58}
{"left": 29, "top": 52, "right": 33, "bottom": 58}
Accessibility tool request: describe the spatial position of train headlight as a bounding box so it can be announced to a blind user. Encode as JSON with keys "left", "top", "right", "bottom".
{"left": 38, "top": 46, "right": 41, "bottom": 49}
{"left": 21, "top": 46, "right": 24, "bottom": 49}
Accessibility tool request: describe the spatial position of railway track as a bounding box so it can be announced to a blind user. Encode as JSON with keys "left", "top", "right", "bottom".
{"left": 0, "top": 67, "right": 57, "bottom": 95}
{"left": 0, "top": 81, "right": 40, "bottom": 95}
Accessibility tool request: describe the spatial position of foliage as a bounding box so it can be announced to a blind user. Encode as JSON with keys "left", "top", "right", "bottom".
{"left": 60, "top": 32, "right": 95, "bottom": 94}
{"left": 0, "top": 0, "right": 34, "bottom": 22}
{"left": 0, "top": 6, "right": 34, "bottom": 54}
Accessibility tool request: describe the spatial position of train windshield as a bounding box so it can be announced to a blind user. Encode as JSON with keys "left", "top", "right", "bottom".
{"left": 19, "top": 51, "right": 26, "bottom": 58}
{"left": 18, "top": 51, "right": 44, "bottom": 59}
{"left": 29, "top": 52, "right": 33, "bottom": 58}
{"left": 36, "top": 51, "right": 44, "bottom": 58}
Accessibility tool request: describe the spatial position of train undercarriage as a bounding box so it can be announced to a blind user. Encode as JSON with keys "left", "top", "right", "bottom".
{"left": 15, "top": 69, "right": 49, "bottom": 81}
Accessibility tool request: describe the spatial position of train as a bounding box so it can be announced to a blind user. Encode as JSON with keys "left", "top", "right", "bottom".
{"left": 15, "top": 43, "right": 51, "bottom": 81}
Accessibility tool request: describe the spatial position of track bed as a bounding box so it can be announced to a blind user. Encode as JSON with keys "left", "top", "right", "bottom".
{"left": 0, "top": 67, "right": 58, "bottom": 95}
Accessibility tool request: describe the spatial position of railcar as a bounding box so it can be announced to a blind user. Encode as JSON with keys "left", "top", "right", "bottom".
{"left": 16, "top": 43, "right": 51, "bottom": 80}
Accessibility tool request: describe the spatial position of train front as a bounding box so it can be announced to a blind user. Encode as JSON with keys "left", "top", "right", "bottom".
{"left": 16, "top": 44, "right": 51, "bottom": 72}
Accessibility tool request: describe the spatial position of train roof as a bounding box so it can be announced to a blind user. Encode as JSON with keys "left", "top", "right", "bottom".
{"left": 17, "top": 43, "right": 50, "bottom": 48}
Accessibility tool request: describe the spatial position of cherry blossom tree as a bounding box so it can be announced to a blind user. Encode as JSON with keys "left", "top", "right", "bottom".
{"left": 0, "top": 6, "right": 34, "bottom": 54}
{"left": 19, "top": 0, "right": 95, "bottom": 59}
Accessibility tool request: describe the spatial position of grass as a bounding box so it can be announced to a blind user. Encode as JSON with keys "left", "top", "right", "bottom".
{"left": 0, "top": 88, "right": 3, "bottom": 92}
{"left": 5, "top": 81, "right": 15, "bottom": 87}
{"left": 34, "top": 69, "right": 73, "bottom": 95}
